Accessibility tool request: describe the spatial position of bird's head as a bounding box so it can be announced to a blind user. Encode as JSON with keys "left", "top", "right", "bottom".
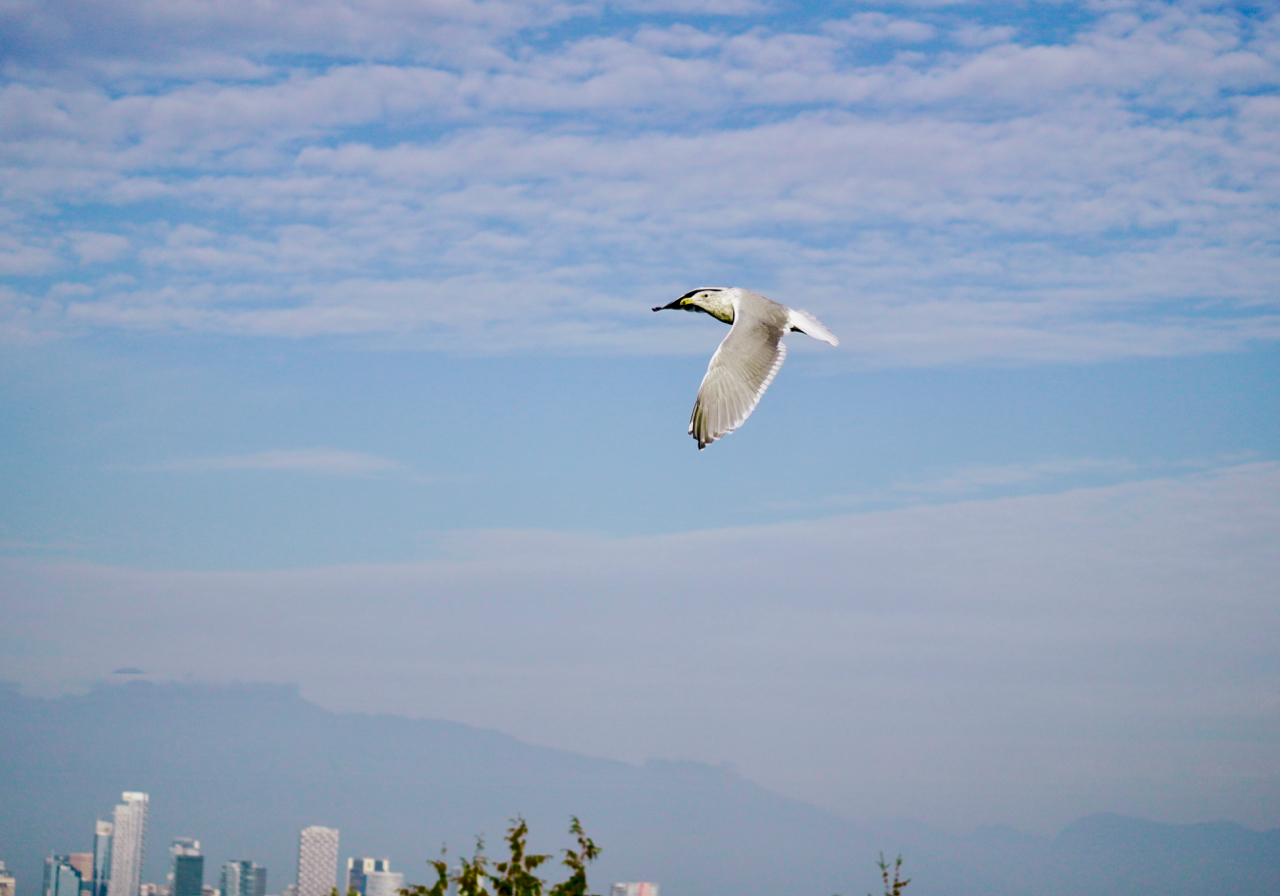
{"left": 652, "top": 287, "right": 734, "bottom": 323}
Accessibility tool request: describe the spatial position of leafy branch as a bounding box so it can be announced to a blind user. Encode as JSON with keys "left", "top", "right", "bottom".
{"left": 399, "top": 818, "right": 600, "bottom": 896}
{"left": 869, "top": 853, "right": 909, "bottom": 896}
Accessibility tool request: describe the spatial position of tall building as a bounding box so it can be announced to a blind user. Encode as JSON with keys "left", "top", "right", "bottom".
{"left": 360, "top": 871, "right": 401, "bottom": 896}
{"left": 44, "top": 858, "right": 83, "bottom": 896}
{"left": 219, "top": 862, "right": 238, "bottom": 896}
{"left": 106, "top": 793, "right": 148, "bottom": 896}
{"left": 93, "top": 822, "right": 114, "bottom": 896}
{"left": 344, "top": 860, "right": 387, "bottom": 896}
{"left": 295, "top": 828, "right": 338, "bottom": 896}
{"left": 0, "top": 860, "right": 15, "bottom": 896}
{"left": 220, "top": 863, "right": 263, "bottom": 896}
{"left": 169, "top": 841, "right": 203, "bottom": 896}
{"left": 610, "top": 885, "right": 658, "bottom": 896}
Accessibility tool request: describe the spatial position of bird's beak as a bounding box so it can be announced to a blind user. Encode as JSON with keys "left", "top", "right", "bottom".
{"left": 652, "top": 298, "right": 684, "bottom": 312}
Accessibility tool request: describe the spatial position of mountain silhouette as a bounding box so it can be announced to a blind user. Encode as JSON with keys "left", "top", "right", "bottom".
{"left": 3, "top": 681, "right": 1276, "bottom": 896}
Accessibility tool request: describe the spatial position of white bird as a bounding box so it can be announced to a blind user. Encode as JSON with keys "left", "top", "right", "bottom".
{"left": 653, "top": 287, "right": 838, "bottom": 449}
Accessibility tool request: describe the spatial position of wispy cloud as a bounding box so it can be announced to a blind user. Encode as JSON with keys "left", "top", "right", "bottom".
{"left": 892, "top": 454, "right": 1266, "bottom": 499}
{"left": 5, "top": 461, "right": 1278, "bottom": 830}
{"left": 148, "top": 448, "right": 408, "bottom": 476}
{"left": 771, "top": 454, "right": 1258, "bottom": 512}
{"left": 892, "top": 457, "right": 1142, "bottom": 497}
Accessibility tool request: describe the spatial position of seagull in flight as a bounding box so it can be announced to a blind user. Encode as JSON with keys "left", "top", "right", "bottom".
{"left": 653, "top": 287, "right": 838, "bottom": 449}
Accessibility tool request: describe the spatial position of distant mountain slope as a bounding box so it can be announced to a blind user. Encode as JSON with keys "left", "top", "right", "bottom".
{"left": 2, "top": 682, "right": 1277, "bottom": 896}
{"left": 0, "top": 681, "right": 872, "bottom": 896}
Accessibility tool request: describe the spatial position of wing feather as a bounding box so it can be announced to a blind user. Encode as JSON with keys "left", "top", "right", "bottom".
{"left": 688, "top": 316, "right": 787, "bottom": 449}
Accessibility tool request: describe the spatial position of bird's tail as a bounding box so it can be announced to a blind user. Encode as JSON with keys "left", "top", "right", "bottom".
{"left": 788, "top": 308, "right": 839, "bottom": 346}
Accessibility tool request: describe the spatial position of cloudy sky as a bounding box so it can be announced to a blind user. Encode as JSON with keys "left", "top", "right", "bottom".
{"left": 2, "top": 0, "right": 1278, "bottom": 834}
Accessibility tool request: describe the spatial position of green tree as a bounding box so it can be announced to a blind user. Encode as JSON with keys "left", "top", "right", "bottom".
{"left": 398, "top": 818, "right": 600, "bottom": 896}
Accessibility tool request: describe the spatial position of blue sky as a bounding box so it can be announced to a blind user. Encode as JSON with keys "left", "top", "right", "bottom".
{"left": 2, "top": 0, "right": 1279, "bottom": 835}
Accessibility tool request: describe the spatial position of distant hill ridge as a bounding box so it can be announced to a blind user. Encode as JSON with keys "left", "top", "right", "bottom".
{"left": 2, "top": 681, "right": 1276, "bottom": 896}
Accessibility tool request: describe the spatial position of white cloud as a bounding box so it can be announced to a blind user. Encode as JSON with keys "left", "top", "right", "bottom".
{"left": 950, "top": 22, "right": 1016, "bottom": 47}
{"left": 0, "top": 3, "right": 1277, "bottom": 364}
{"left": 0, "top": 0, "right": 560, "bottom": 72}
{"left": 0, "top": 235, "right": 58, "bottom": 276}
{"left": 610, "top": 0, "right": 765, "bottom": 13}
{"left": 826, "top": 13, "right": 938, "bottom": 44}
{"left": 68, "top": 231, "right": 131, "bottom": 263}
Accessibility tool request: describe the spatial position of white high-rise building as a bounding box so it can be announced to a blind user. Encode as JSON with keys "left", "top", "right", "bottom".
{"left": 361, "top": 872, "right": 402, "bottom": 896}
{"left": 295, "top": 828, "right": 338, "bottom": 896}
{"left": 106, "top": 793, "right": 148, "bottom": 896}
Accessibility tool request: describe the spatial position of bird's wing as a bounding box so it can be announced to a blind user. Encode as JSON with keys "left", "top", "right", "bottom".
{"left": 786, "top": 307, "right": 839, "bottom": 346}
{"left": 689, "top": 315, "right": 787, "bottom": 449}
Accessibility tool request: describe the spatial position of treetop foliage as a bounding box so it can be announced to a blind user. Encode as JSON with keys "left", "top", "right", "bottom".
{"left": 397, "top": 817, "right": 600, "bottom": 896}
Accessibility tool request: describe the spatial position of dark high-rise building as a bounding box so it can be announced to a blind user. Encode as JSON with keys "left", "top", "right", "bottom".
{"left": 169, "top": 841, "right": 203, "bottom": 896}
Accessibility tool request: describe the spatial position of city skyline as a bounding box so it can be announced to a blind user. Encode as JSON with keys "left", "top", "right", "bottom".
{"left": 15, "top": 802, "right": 634, "bottom": 896}
{"left": 19, "top": 804, "right": 358, "bottom": 896}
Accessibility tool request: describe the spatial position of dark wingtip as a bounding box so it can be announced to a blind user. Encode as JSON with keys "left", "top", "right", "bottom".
{"left": 651, "top": 305, "right": 663, "bottom": 312}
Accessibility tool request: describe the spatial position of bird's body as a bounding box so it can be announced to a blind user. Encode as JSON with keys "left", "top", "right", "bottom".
{"left": 652, "top": 287, "right": 838, "bottom": 449}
